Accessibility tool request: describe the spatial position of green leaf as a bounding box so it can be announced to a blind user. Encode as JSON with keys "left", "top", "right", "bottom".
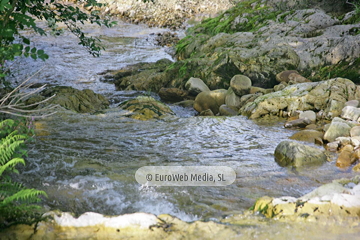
{"left": 0, "top": 0, "right": 11, "bottom": 12}
{"left": 22, "top": 37, "right": 30, "bottom": 45}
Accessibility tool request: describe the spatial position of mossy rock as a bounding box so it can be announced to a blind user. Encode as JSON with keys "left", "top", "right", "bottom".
{"left": 41, "top": 86, "right": 109, "bottom": 113}
{"left": 119, "top": 96, "right": 175, "bottom": 120}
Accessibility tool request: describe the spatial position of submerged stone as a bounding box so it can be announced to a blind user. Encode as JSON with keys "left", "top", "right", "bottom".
{"left": 274, "top": 140, "right": 327, "bottom": 167}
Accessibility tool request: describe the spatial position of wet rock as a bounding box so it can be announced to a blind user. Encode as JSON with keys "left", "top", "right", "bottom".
{"left": 225, "top": 87, "right": 242, "bottom": 109}
{"left": 341, "top": 106, "right": 360, "bottom": 122}
{"left": 241, "top": 78, "right": 357, "bottom": 119}
{"left": 299, "top": 110, "right": 316, "bottom": 123}
{"left": 158, "top": 87, "right": 188, "bottom": 102}
{"left": 336, "top": 145, "right": 354, "bottom": 168}
{"left": 219, "top": 104, "right": 238, "bottom": 116}
{"left": 289, "top": 129, "right": 324, "bottom": 143}
{"left": 185, "top": 77, "right": 210, "bottom": 96}
{"left": 41, "top": 86, "right": 109, "bottom": 113}
{"left": 323, "top": 117, "right": 352, "bottom": 142}
{"left": 113, "top": 59, "right": 173, "bottom": 92}
{"left": 230, "top": 75, "right": 252, "bottom": 97}
{"left": 274, "top": 140, "right": 327, "bottom": 167}
{"left": 284, "top": 118, "right": 312, "bottom": 128}
{"left": 118, "top": 96, "right": 175, "bottom": 120}
{"left": 276, "top": 70, "right": 299, "bottom": 83}
{"left": 193, "top": 89, "right": 227, "bottom": 115}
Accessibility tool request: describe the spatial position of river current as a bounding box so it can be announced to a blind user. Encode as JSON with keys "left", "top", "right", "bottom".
{"left": 7, "top": 19, "right": 360, "bottom": 237}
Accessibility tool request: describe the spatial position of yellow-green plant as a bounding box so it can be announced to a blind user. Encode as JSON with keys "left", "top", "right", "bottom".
{"left": 0, "top": 118, "right": 47, "bottom": 229}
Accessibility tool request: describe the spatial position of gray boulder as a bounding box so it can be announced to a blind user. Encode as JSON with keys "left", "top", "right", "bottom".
{"left": 299, "top": 110, "right": 316, "bottom": 123}
{"left": 230, "top": 75, "right": 252, "bottom": 97}
{"left": 225, "top": 87, "right": 242, "bottom": 109}
{"left": 185, "top": 77, "right": 210, "bottom": 96}
{"left": 274, "top": 140, "right": 327, "bottom": 167}
{"left": 323, "top": 117, "right": 353, "bottom": 142}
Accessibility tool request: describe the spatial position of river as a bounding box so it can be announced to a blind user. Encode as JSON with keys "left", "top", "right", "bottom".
{"left": 7, "top": 19, "right": 360, "bottom": 238}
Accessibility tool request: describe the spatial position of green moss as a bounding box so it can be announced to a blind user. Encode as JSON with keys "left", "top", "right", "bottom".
{"left": 186, "top": 0, "right": 283, "bottom": 36}
{"left": 175, "top": 36, "right": 193, "bottom": 56}
{"left": 308, "top": 58, "right": 360, "bottom": 83}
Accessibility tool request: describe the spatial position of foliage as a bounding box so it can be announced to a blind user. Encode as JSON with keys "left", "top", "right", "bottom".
{"left": 0, "top": 118, "right": 47, "bottom": 229}
{"left": 343, "top": 0, "right": 360, "bottom": 23}
{"left": 308, "top": 58, "right": 360, "bottom": 83}
{"left": 0, "top": 0, "right": 117, "bottom": 80}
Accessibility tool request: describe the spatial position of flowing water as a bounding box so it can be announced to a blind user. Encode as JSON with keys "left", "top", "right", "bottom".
{"left": 7, "top": 19, "right": 360, "bottom": 237}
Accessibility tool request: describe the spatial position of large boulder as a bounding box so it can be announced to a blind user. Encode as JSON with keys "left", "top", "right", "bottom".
{"left": 118, "top": 96, "right": 175, "bottom": 120}
{"left": 113, "top": 59, "right": 173, "bottom": 92}
{"left": 40, "top": 86, "right": 109, "bottom": 113}
{"left": 241, "top": 78, "right": 357, "bottom": 119}
{"left": 274, "top": 140, "right": 327, "bottom": 167}
{"left": 193, "top": 89, "right": 227, "bottom": 115}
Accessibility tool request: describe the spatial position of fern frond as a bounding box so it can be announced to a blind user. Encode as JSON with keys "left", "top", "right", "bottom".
{"left": 0, "top": 133, "right": 26, "bottom": 165}
{"left": 0, "top": 158, "right": 25, "bottom": 176}
{"left": 0, "top": 188, "right": 47, "bottom": 206}
{"left": 0, "top": 178, "right": 24, "bottom": 197}
{"left": 0, "top": 119, "right": 14, "bottom": 129}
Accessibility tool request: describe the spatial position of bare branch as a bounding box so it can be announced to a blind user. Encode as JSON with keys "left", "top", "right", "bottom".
{"left": 0, "top": 68, "right": 57, "bottom": 118}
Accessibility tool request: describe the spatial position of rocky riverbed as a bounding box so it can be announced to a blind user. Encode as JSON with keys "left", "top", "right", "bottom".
{"left": 3, "top": 0, "right": 360, "bottom": 239}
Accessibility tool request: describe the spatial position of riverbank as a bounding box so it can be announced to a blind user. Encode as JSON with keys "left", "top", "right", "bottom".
{"left": 94, "top": 0, "right": 235, "bottom": 29}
